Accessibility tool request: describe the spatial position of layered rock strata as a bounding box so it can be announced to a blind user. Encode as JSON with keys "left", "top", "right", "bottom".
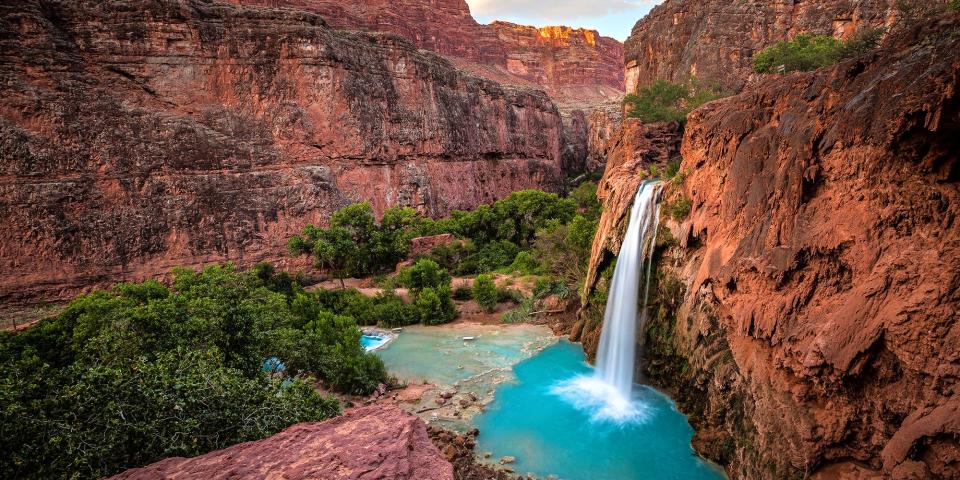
{"left": 623, "top": 0, "right": 901, "bottom": 93}
{"left": 587, "top": 16, "right": 960, "bottom": 479}
{"left": 0, "top": 0, "right": 565, "bottom": 304}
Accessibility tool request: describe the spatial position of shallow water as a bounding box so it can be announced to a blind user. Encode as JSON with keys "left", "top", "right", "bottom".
{"left": 474, "top": 341, "right": 726, "bottom": 480}
{"left": 375, "top": 326, "right": 724, "bottom": 480}
{"left": 360, "top": 334, "right": 390, "bottom": 352}
{"left": 374, "top": 323, "right": 555, "bottom": 385}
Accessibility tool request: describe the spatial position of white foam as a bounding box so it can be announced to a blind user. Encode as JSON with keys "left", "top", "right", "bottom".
{"left": 550, "top": 375, "right": 651, "bottom": 424}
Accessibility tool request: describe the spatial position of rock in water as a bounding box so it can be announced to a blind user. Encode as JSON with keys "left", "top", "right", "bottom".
{"left": 108, "top": 405, "right": 454, "bottom": 480}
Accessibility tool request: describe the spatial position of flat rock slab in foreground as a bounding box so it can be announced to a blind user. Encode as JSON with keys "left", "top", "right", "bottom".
{"left": 110, "top": 405, "right": 454, "bottom": 480}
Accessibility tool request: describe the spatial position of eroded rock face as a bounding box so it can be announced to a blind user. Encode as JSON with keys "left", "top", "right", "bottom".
{"left": 232, "top": 1, "right": 625, "bottom": 174}
{"left": 588, "top": 16, "right": 960, "bottom": 479}
{"left": 0, "top": 0, "right": 565, "bottom": 304}
{"left": 109, "top": 405, "right": 454, "bottom": 480}
{"left": 232, "top": 1, "right": 625, "bottom": 104}
{"left": 623, "top": 0, "right": 898, "bottom": 93}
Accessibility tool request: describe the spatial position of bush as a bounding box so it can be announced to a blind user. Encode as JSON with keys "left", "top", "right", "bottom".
{"left": 624, "top": 79, "right": 724, "bottom": 123}
{"left": 496, "top": 287, "right": 525, "bottom": 304}
{"left": 471, "top": 240, "right": 521, "bottom": 273}
{"left": 398, "top": 258, "right": 451, "bottom": 292}
{"left": 452, "top": 285, "right": 473, "bottom": 300}
{"left": 414, "top": 287, "right": 458, "bottom": 325}
{"left": 472, "top": 275, "right": 499, "bottom": 313}
{"left": 1, "top": 348, "right": 338, "bottom": 479}
{"left": 507, "top": 251, "right": 541, "bottom": 275}
{"left": 569, "top": 181, "right": 601, "bottom": 220}
{"left": 369, "top": 291, "right": 417, "bottom": 327}
{"left": 752, "top": 30, "right": 886, "bottom": 75}
{"left": 665, "top": 196, "right": 693, "bottom": 221}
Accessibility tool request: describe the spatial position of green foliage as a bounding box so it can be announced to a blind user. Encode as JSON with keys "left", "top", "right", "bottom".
{"left": 472, "top": 274, "right": 499, "bottom": 313}
{"left": 472, "top": 240, "right": 521, "bottom": 273}
{"left": 624, "top": 79, "right": 725, "bottom": 123}
{"left": 1, "top": 349, "right": 339, "bottom": 480}
{"left": 397, "top": 258, "right": 452, "bottom": 292}
{"left": 0, "top": 264, "right": 379, "bottom": 479}
{"left": 454, "top": 190, "right": 576, "bottom": 247}
{"left": 369, "top": 291, "right": 419, "bottom": 328}
{"left": 838, "top": 27, "right": 886, "bottom": 58}
{"left": 665, "top": 196, "right": 693, "bottom": 221}
{"left": 753, "top": 34, "right": 843, "bottom": 73}
{"left": 533, "top": 214, "right": 597, "bottom": 288}
{"left": 663, "top": 157, "right": 682, "bottom": 180}
{"left": 452, "top": 285, "right": 473, "bottom": 300}
{"left": 507, "top": 251, "right": 541, "bottom": 275}
{"left": 289, "top": 203, "right": 421, "bottom": 279}
{"left": 569, "top": 181, "right": 601, "bottom": 220}
{"left": 414, "top": 287, "right": 458, "bottom": 325}
{"left": 753, "top": 29, "right": 887, "bottom": 75}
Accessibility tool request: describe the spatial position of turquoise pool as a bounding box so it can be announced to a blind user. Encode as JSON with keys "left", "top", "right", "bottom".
{"left": 474, "top": 340, "right": 726, "bottom": 480}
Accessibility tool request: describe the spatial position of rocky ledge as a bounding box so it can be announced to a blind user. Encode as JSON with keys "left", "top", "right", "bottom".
{"left": 109, "top": 405, "right": 455, "bottom": 480}
{"left": 587, "top": 14, "right": 960, "bottom": 479}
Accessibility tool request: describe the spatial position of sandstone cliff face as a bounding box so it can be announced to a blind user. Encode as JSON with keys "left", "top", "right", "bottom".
{"left": 0, "top": 0, "right": 565, "bottom": 304}
{"left": 232, "top": 0, "right": 625, "bottom": 103}
{"left": 623, "top": 0, "right": 898, "bottom": 93}
{"left": 109, "top": 404, "right": 454, "bottom": 480}
{"left": 231, "top": 0, "right": 625, "bottom": 173}
{"left": 227, "top": 0, "right": 508, "bottom": 66}
{"left": 588, "top": 16, "right": 960, "bottom": 479}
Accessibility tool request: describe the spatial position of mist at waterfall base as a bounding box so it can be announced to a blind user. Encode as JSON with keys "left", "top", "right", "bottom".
{"left": 553, "top": 180, "right": 662, "bottom": 423}
{"left": 474, "top": 341, "right": 725, "bottom": 480}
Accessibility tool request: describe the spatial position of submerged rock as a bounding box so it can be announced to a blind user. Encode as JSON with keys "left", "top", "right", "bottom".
{"left": 109, "top": 405, "right": 453, "bottom": 479}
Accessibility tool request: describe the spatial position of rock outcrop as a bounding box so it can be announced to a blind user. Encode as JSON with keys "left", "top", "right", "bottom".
{"left": 587, "top": 15, "right": 960, "bottom": 479}
{"left": 109, "top": 405, "right": 454, "bottom": 480}
{"left": 232, "top": 0, "right": 625, "bottom": 173}
{"left": 0, "top": 0, "right": 566, "bottom": 304}
{"left": 232, "top": 1, "right": 625, "bottom": 104}
{"left": 623, "top": 0, "right": 899, "bottom": 93}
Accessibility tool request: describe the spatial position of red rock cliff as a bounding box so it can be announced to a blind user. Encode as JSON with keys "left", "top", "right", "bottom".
{"left": 587, "top": 16, "right": 960, "bottom": 479}
{"left": 109, "top": 404, "right": 454, "bottom": 480}
{"left": 0, "top": 0, "right": 564, "bottom": 305}
{"left": 623, "top": 0, "right": 899, "bottom": 93}
{"left": 231, "top": 0, "right": 625, "bottom": 103}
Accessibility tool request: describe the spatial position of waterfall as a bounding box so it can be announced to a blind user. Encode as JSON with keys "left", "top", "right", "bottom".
{"left": 595, "top": 180, "right": 663, "bottom": 397}
{"left": 551, "top": 180, "right": 663, "bottom": 423}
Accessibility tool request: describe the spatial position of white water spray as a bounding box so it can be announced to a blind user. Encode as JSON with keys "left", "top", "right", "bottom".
{"left": 552, "top": 180, "right": 663, "bottom": 423}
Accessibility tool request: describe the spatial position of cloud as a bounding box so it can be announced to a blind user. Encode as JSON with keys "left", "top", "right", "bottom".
{"left": 467, "top": 0, "right": 658, "bottom": 19}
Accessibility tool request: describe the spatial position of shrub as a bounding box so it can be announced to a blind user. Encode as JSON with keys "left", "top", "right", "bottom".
{"left": 838, "top": 27, "right": 885, "bottom": 58}
{"left": 496, "top": 287, "right": 525, "bottom": 304}
{"left": 452, "top": 285, "right": 473, "bottom": 301}
{"left": 508, "top": 251, "right": 541, "bottom": 275}
{"left": 665, "top": 196, "right": 693, "bottom": 221}
{"left": 398, "top": 258, "right": 451, "bottom": 292}
{"left": 472, "top": 274, "right": 498, "bottom": 313}
{"left": 624, "top": 79, "right": 724, "bottom": 123}
{"left": 663, "top": 157, "right": 682, "bottom": 180}
{"left": 370, "top": 291, "right": 419, "bottom": 328}
{"left": 569, "top": 181, "right": 601, "bottom": 220}
{"left": 414, "top": 287, "right": 458, "bottom": 325}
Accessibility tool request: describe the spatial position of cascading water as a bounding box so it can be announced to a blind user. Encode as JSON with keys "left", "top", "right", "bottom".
{"left": 552, "top": 180, "right": 663, "bottom": 423}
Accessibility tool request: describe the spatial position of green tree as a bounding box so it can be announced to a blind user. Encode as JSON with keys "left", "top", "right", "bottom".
{"left": 753, "top": 34, "right": 844, "bottom": 74}
{"left": 624, "top": 79, "right": 724, "bottom": 123}
{"left": 414, "top": 287, "right": 458, "bottom": 325}
{"left": 398, "top": 258, "right": 451, "bottom": 293}
{"left": 472, "top": 274, "right": 498, "bottom": 313}
{"left": 313, "top": 226, "right": 358, "bottom": 288}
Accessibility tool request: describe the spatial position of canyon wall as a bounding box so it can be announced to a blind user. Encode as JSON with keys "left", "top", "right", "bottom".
{"left": 587, "top": 15, "right": 960, "bottom": 479}
{"left": 231, "top": 0, "right": 625, "bottom": 172}
{"left": 0, "top": 0, "right": 565, "bottom": 304}
{"left": 623, "top": 0, "right": 899, "bottom": 93}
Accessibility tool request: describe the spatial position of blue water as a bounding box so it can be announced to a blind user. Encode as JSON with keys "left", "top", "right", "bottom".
{"left": 474, "top": 340, "right": 725, "bottom": 480}
{"left": 361, "top": 334, "right": 389, "bottom": 352}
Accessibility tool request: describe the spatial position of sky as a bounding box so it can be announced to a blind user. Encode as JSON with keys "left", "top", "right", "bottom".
{"left": 465, "top": 0, "right": 663, "bottom": 41}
